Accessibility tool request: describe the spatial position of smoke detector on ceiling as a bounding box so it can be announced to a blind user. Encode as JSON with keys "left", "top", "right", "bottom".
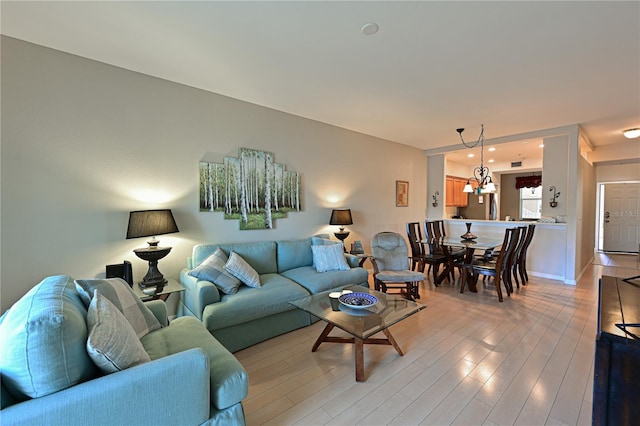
{"left": 361, "top": 22, "right": 379, "bottom": 35}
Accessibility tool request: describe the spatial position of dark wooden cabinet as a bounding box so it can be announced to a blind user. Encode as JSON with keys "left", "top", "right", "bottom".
{"left": 593, "top": 275, "right": 640, "bottom": 425}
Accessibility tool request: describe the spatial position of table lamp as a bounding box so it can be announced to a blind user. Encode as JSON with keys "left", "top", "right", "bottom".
{"left": 329, "top": 209, "right": 353, "bottom": 249}
{"left": 126, "top": 209, "right": 179, "bottom": 288}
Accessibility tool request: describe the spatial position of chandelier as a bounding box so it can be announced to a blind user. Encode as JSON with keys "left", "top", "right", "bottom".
{"left": 456, "top": 124, "right": 496, "bottom": 195}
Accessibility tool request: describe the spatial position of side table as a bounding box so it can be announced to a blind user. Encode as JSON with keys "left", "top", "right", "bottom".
{"left": 131, "top": 277, "right": 184, "bottom": 302}
{"left": 354, "top": 253, "right": 373, "bottom": 267}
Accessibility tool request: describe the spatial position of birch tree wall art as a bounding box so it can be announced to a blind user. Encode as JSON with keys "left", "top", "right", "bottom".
{"left": 199, "top": 148, "right": 301, "bottom": 230}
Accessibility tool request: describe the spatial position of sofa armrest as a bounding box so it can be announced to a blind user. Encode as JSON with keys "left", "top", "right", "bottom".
{"left": 0, "top": 348, "right": 211, "bottom": 426}
{"left": 145, "top": 300, "right": 168, "bottom": 326}
{"left": 179, "top": 269, "right": 221, "bottom": 320}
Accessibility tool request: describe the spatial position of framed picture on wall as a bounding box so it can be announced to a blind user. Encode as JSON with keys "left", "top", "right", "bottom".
{"left": 396, "top": 180, "right": 409, "bottom": 207}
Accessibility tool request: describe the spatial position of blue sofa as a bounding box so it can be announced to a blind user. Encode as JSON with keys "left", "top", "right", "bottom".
{"left": 0, "top": 275, "right": 248, "bottom": 426}
{"left": 179, "top": 237, "right": 369, "bottom": 352}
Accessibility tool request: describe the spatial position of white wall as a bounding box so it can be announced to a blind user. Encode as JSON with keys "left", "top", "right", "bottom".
{"left": 578, "top": 154, "right": 597, "bottom": 274}
{"left": 1, "top": 37, "right": 428, "bottom": 311}
{"left": 426, "top": 154, "right": 445, "bottom": 219}
{"left": 596, "top": 162, "right": 640, "bottom": 182}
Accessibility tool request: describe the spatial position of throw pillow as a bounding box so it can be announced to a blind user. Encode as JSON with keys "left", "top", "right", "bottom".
{"left": 75, "top": 278, "right": 162, "bottom": 339}
{"left": 0, "top": 275, "right": 97, "bottom": 399}
{"left": 188, "top": 248, "right": 241, "bottom": 295}
{"left": 224, "top": 251, "right": 261, "bottom": 288}
{"left": 311, "top": 236, "right": 341, "bottom": 246}
{"left": 311, "top": 243, "right": 350, "bottom": 272}
{"left": 86, "top": 291, "right": 151, "bottom": 373}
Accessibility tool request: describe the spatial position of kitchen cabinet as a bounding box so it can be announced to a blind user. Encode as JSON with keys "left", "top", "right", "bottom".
{"left": 446, "top": 176, "right": 469, "bottom": 207}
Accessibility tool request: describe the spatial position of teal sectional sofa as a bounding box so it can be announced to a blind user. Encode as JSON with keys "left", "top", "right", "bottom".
{"left": 0, "top": 275, "right": 248, "bottom": 426}
{"left": 179, "top": 237, "right": 369, "bottom": 352}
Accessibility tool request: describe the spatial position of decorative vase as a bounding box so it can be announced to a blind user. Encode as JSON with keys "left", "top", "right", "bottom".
{"left": 461, "top": 222, "right": 477, "bottom": 240}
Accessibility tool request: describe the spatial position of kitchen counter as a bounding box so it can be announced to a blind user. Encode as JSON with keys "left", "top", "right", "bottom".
{"left": 445, "top": 218, "right": 566, "bottom": 227}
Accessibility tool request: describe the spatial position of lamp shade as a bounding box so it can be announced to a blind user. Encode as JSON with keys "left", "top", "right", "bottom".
{"left": 126, "top": 209, "right": 179, "bottom": 239}
{"left": 329, "top": 209, "right": 353, "bottom": 226}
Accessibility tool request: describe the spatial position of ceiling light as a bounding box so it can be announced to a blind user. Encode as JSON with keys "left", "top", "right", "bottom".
{"left": 488, "top": 147, "right": 496, "bottom": 152}
{"left": 467, "top": 153, "right": 474, "bottom": 158}
{"left": 488, "top": 159, "right": 495, "bottom": 163}
{"left": 623, "top": 128, "right": 640, "bottom": 139}
{"left": 539, "top": 143, "right": 544, "bottom": 148}
{"left": 456, "top": 124, "right": 495, "bottom": 194}
{"left": 361, "top": 22, "right": 379, "bottom": 35}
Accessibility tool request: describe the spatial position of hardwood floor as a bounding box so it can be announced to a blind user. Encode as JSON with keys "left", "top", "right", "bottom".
{"left": 236, "top": 254, "right": 639, "bottom": 425}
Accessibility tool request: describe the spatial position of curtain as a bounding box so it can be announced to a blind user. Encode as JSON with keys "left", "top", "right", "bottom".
{"left": 515, "top": 175, "right": 542, "bottom": 189}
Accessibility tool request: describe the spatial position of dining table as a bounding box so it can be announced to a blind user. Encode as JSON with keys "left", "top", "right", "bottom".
{"left": 426, "top": 236, "right": 504, "bottom": 292}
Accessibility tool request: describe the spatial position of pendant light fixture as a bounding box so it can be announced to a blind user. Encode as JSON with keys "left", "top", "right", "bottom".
{"left": 456, "top": 124, "right": 496, "bottom": 195}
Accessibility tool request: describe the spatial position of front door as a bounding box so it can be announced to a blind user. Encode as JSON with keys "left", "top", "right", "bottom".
{"left": 602, "top": 183, "right": 640, "bottom": 252}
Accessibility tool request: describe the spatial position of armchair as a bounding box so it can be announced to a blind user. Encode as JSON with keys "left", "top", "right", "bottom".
{"left": 370, "top": 232, "right": 425, "bottom": 300}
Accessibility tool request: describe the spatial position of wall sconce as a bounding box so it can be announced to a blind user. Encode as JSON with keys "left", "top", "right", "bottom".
{"left": 549, "top": 186, "right": 561, "bottom": 208}
{"left": 432, "top": 191, "right": 440, "bottom": 207}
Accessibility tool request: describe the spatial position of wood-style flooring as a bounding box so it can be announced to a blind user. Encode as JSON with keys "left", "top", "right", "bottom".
{"left": 235, "top": 253, "right": 639, "bottom": 425}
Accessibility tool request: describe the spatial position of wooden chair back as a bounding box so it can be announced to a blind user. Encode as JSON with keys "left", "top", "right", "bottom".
{"left": 517, "top": 224, "right": 536, "bottom": 283}
{"left": 470, "top": 227, "right": 518, "bottom": 302}
{"left": 434, "top": 220, "right": 446, "bottom": 239}
{"left": 511, "top": 226, "right": 528, "bottom": 288}
{"left": 406, "top": 222, "right": 426, "bottom": 271}
{"left": 406, "top": 222, "right": 425, "bottom": 257}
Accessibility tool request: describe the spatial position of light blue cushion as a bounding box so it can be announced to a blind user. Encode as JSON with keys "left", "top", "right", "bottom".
{"left": 276, "top": 238, "right": 313, "bottom": 273}
{"left": 376, "top": 270, "right": 425, "bottom": 282}
{"left": 188, "top": 248, "right": 241, "bottom": 295}
{"left": 0, "top": 275, "right": 97, "bottom": 399}
{"left": 192, "top": 241, "right": 277, "bottom": 275}
{"left": 311, "top": 243, "right": 350, "bottom": 272}
{"left": 141, "top": 316, "right": 249, "bottom": 410}
{"left": 281, "top": 266, "right": 369, "bottom": 294}
{"left": 202, "top": 274, "right": 309, "bottom": 331}
{"left": 225, "top": 252, "right": 261, "bottom": 288}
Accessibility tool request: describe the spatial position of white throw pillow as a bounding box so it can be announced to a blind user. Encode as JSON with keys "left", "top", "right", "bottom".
{"left": 311, "top": 236, "right": 341, "bottom": 246}
{"left": 75, "top": 278, "right": 162, "bottom": 339}
{"left": 224, "top": 251, "right": 261, "bottom": 288}
{"left": 86, "top": 291, "right": 151, "bottom": 373}
{"left": 188, "top": 248, "right": 242, "bottom": 295}
{"left": 311, "top": 243, "right": 350, "bottom": 272}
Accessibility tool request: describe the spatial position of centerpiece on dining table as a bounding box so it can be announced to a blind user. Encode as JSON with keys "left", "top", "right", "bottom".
{"left": 461, "top": 222, "right": 477, "bottom": 240}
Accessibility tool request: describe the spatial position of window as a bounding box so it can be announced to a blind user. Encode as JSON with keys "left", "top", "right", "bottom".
{"left": 520, "top": 186, "right": 542, "bottom": 219}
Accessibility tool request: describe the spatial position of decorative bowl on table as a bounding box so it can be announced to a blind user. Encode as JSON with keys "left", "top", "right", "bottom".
{"left": 338, "top": 292, "right": 378, "bottom": 309}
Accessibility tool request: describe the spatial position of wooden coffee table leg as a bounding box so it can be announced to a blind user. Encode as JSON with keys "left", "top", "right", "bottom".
{"left": 312, "top": 323, "right": 405, "bottom": 382}
{"left": 355, "top": 337, "right": 365, "bottom": 382}
{"left": 312, "top": 323, "right": 335, "bottom": 352}
{"left": 382, "top": 328, "right": 404, "bottom": 356}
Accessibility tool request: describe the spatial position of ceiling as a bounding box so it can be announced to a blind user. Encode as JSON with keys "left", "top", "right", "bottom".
{"left": 2, "top": 1, "right": 639, "bottom": 164}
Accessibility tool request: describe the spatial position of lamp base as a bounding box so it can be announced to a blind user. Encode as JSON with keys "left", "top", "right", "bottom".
{"left": 133, "top": 246, "right": 171, "bottom": 288}
{"left": 334, "top": 231, "right": 350, "bottom": 252}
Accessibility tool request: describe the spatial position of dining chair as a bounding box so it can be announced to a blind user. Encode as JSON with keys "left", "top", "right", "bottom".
{"left": 510, "top": 226, "right": 529, "bottom": 289}
{"left": 370, "top": 232, "right": 425, "bottom": 300}
{"left": 424, "top": 220, "right": 465, "bottom": 284}
{"left": 516, "top": 224, "right": 536, "bottom": 284}
{"left": 464, "top": 227, "right": 519, "bottom": 302}
{"left": 406, "top": 222, "right": 427, "bottom": 272}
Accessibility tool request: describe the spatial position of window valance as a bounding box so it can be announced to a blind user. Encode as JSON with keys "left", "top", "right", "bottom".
{"left": 515, "top": 175, "right": 542, "bottom": 189}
